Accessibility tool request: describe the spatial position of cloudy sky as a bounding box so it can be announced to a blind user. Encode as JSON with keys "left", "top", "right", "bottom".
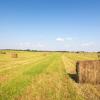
{"left": 0, "top": 0, "right": 100, "bottom": 51}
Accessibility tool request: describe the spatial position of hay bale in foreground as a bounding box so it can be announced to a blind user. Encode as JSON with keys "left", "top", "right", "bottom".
{"left": 11, "top": 53, "right": 18, "bottom": 58}
{"left": 76, "top": 60, "right": 100, "bottom": 84}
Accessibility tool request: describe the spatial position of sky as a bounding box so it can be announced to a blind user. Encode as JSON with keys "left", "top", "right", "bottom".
{"left": 0, "top": 0, "right": 100, "bottom": 51}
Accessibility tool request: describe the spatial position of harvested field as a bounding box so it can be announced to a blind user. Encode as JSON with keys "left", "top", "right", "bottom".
{"left": 0, "top": 50, "right": 100, "bottom": 100}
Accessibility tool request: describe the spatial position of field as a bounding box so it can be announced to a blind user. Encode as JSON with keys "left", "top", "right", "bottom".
{"left": 0, "top": 50, "right": 100, "bottom": 100}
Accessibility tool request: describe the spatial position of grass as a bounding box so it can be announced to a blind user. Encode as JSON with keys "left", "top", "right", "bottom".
{"left": 0, "top": 50, "right": 100, "bottom": 100}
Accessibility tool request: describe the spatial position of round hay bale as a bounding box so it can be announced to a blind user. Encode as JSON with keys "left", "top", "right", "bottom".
{"left": 98, "top": 55, "right": 100, "bottom": 58}
{"left": 0, "top": 51, "right": 6, "bottom": 54}
{"left": 76, "top": 60, "right": 100, "bottom": 84}
{"left": 43, "top": 54, "right": 47, "bottom": 56}
{"left": 11, "top": 53, "right": 18, "bottom": 58}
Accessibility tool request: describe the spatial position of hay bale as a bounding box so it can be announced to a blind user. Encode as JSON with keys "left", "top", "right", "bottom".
{"left": 11, "top": 53, "right": 18, "bottom": 58}
{"left": 76, "top": 60, "right": 100, "bottom": 84}
{"left": 43, "top": 53, "right": 47, "bottom": 56}
{"left": 0, "top": 51, "right": 6, "bottom": 54}
{"left": 98, "top": 55, "right": 100, "bottom": 58}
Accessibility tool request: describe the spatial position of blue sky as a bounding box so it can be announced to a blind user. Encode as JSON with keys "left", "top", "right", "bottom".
{"left": 0, "top": 0, "right": 100, "bottom": 51}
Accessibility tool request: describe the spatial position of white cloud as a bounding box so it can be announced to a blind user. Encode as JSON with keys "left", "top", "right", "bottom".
{"left": 81, "top": 42, "right": 94, "bottom": 47}
{"left": 18, "top": 42, "right": 31, "bottom": 46}
{"left": 66, "top": 37, "right": 73, "bottom": 41}
{"left": 16, "top": 42, "right": 46, "bottom": 50}
{"left": 37, "top": 43, "right": 45, "bottom": 48}
{"left": 25, "top": 42, "right": 31, "bottom": 45}
{"left": 56, "top": 38, "right": 65, "bottom": 42}
{"left": 56, "top": 37, "right": 73, "bottom": 42}
{"left": 18, "top": 42, "right": 23, "bottom": 46}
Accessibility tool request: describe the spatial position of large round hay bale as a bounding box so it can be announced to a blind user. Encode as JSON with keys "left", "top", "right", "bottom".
{"left": 76, "top": 60, "right": 100, "bottom": 84}
{"left": 11, "top": 53, "right": 18, "bottom": 58}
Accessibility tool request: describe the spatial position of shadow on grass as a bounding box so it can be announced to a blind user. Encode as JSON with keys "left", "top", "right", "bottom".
{"left": 68, "top": 73, "right": 77, "bottom": 82}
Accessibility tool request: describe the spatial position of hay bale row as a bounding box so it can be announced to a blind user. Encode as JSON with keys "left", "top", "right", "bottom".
{"left": 76, "top": 60, "right": 100, "bottom": 84}
{"left": 11, "top": 53, "right": 18, "bottom": 58}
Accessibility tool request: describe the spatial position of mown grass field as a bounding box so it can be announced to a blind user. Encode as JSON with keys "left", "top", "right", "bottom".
{"left": 0, "top": 50, "right": 100, "bottom": 100}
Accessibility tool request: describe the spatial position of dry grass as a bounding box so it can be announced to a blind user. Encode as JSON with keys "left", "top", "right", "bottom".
{"left": 0, "top": 51, "right": 100, "bottom": 100}
{"left": 80, "top": 84, "right": 100, "bottom": 100}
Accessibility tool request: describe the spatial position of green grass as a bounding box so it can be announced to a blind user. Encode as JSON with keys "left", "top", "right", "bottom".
{"left": 0, "top": 51, "right": 100, "bottom": 100}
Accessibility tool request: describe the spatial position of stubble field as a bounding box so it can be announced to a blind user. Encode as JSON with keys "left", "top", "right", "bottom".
{"left": 0, "top": 50, "right": 100, "bottom": 100}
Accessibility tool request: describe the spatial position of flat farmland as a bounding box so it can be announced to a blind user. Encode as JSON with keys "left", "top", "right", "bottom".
{"left": 0, "top": 51, "right": 100, "bottom": 100}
